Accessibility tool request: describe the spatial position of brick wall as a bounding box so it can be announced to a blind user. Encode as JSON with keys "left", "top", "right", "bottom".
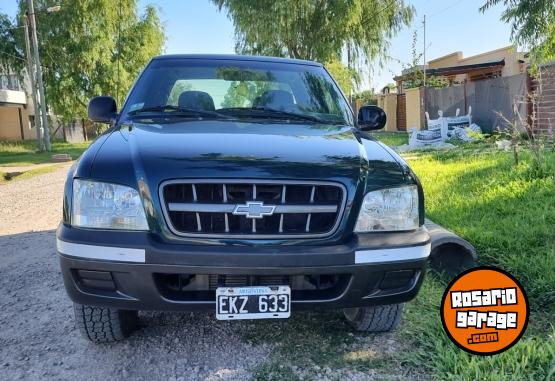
{"left": 533, "top": 62, "right": 555, "bottom": 136}
{"left": 396, "top": 93, "right": 407, "bottom": 131}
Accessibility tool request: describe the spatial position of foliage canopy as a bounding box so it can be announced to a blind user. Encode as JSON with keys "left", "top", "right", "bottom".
{"left": 0, "top": 13, "right": 22, "bottom": 74}
{"left": 211, "top": 0, "right": 414, "bottom": 72}
{"left": 324, "top": 60, "right": 359, "bottom": 96}
{"left": 0, "top": 0, "right": 165, "bottom": 120}
{"left": 480, "top": 0, "right": 555, "bottom": 64}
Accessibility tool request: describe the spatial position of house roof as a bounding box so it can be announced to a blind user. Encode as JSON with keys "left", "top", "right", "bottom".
{"left": 427, "top": 46, "right": 518, "bottom": 65}
{"left": 394, "top": 59, "right": 505, "bottom": 81}
{"left": 428, "top": 51, "right": 463, "bottom": 65}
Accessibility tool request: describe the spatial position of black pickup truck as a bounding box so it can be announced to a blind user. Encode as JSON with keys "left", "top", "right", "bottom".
{"left": 57, "top": 55, "right": 430, "bottom": 342}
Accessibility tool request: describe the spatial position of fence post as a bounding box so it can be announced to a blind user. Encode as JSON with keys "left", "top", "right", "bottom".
{"left": 82, "top": 118, "right": 87, "bottom": 141}
{"left": 420, "top": 86, "right": 426, "bottom": 129}
{"left": 526, "top": 69, "right": 534, "bottom": 132}
{"left": 463, "top": 80, "right": 467, "bottom": 115}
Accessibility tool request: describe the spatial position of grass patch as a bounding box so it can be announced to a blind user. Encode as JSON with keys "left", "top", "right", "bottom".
{"left": 401, "top": 277, "right": 555, "bottom": 381}
{"left": 0, "top": 163, "right": 67, "bottom": 184}
{"left": 0, "top": 140, "right": 90, "bottom": 166}
{"left": 397, "top": 147, "right": 555, "bottom": 380}
{"left": 409, "top": 149, "right": 555, "bottom": 306}
{"left": 368, "top": 131, "right": 408, "bottom": 147}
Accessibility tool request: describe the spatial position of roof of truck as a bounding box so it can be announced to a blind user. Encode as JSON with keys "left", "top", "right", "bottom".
{"left": 153, "top": 54, "right": 323, "bottom": 67}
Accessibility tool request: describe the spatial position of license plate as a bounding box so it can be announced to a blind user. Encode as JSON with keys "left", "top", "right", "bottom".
{"left": 216, "top": 285, "right": 291, "bottom": 320}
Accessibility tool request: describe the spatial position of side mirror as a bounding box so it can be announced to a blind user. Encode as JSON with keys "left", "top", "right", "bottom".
{"left": 88, "top": 96, "right": 117, "bottom": 123}
{"left": 358, "top": 105, "right": 386, "bottom": 131}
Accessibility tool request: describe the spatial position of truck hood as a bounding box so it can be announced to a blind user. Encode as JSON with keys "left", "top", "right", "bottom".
{"left": 87, "top": 120, "right": 406, "bottom": 190}
{"left": 72, "top": 120, "right": 414, "bottom": 244}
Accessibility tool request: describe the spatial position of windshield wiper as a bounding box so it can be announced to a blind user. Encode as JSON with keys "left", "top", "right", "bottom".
{"left": 220, "top": 107, "right": 340, "bottom": 124}
{"left": 127, "top": 105, "right": 228, "bottom": 119}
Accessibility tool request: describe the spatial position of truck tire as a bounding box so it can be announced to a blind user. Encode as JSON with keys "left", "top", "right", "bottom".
{"left": 73, "top": 303, "right": 139, "bottom": 343}
{"left": 343, "top": 304, "right": 404, "bottom": 332}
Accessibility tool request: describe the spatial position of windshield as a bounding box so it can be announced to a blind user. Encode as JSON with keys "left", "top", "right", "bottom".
{"left": 120, "top": 58, "right": 354, "bottom": 125}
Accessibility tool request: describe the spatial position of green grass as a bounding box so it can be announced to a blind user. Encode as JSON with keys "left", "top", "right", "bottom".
{"left": 368, "top": 131, "right": 408, "bottom": 147}
{"left": 249, "top": 138, "right": 555, "bottom": 380}
{"left": 0, "top": 140, "right": 90, "bottom": 166}
{"left": 401, "top": 277, "right": 555, "bottom": 381}
{"left": 396, "top": 147, "right": 555, "bottom": 380}
{"left": 0, "top": 163, "right": 68, "bottom": 184}
{"left": 409, "top": 149, "right": 555, "bottom": 304}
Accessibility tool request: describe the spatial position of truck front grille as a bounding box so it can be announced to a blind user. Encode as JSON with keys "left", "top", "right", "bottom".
{"left": 159, "top": 180, "right": 346, "bottom": 238}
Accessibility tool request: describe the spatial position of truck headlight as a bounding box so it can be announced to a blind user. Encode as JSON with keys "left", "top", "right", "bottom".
{"left": 354, "top": 185, "right": 419, "bottom": 232}
{"left": 72, "top": 179, "right": 148, "bottom": 230}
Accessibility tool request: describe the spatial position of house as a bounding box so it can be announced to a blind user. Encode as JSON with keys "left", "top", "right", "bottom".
{"left": 0, "top": 71, "right": 87, "bottom": 143}
{"left": 377, "top": 45, "right": 529, "bottom": 132}
{"left": 395, "top": 45, "right": 528, "bottom": 92}
{"left": 0, "top": 73, "right": 37, "bottom": 140}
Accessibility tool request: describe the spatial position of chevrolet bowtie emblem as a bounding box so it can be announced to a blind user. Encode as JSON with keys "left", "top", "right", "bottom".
{"left": 232, "top": 201, "right": 276, "bottom": 219}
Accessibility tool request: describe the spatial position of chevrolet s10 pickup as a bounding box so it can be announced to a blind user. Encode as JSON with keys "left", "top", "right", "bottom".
{"left": 57, "top": 55, "right": 430, "bottom": 342}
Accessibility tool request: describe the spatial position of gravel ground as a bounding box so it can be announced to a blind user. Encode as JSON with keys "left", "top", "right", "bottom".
{"left": 0, "top": 165, "right": 270, "bottom": 381}
{"left": 0, "top": 165, "right": 413, "bottom": 381}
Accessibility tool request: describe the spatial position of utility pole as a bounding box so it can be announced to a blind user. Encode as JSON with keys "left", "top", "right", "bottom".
{"left": 27, "top": 0, "right": 51, "bottom": 151}
{"left": 422, "top": 14, "right": 427, "bottom": 129}
{"left": 423, "top": 15, "right": 426, "bottom": 88}
{"left": 22, "top": 14, "right": 43, "bottom": 151}
{"left": 347, "top": 47, "right": 353, "bottom": 105}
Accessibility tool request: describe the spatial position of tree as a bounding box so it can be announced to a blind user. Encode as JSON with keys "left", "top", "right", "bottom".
{"left": 211, "top": 0, "right": 414, "bottom": 73}
{"left": 353, "top": 89, "right": 377, "bottom": 105}
{"left": 383, "top": 83, "right": 396, "bottom": 92}
{"left": 0, "top": 13, "right": 24, "bottom": 74}
{"left": 402, "top": 31, "right": 448, "bottom": 89}
{"left": 325, "top": 60, "right": 359, "bottom": 96}
{"left": 480, "top": 0, "right": 555, "bottom": 64}
{"left": 2, "top": 0, "right": 164, "bottom": 121}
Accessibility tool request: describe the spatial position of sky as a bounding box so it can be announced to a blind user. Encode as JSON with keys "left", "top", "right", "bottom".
{"left": 1, "top": 0, "right": 514, "bottom": 91}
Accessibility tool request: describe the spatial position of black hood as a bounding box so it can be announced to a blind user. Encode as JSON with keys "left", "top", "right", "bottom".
{"left": 86, "top": 121, "right": 406, "bottom": 191}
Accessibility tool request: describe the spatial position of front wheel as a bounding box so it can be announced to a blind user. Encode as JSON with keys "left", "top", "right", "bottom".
{"left": 73, "top": 303, "right": 139, "bottom": 343}
{"left": 343, "top": 304, "right": 404, "bottom": 332}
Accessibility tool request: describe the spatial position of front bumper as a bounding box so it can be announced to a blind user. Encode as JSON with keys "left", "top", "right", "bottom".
{"left": 57, "top": 224, "right": 430, "bottom": 311}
